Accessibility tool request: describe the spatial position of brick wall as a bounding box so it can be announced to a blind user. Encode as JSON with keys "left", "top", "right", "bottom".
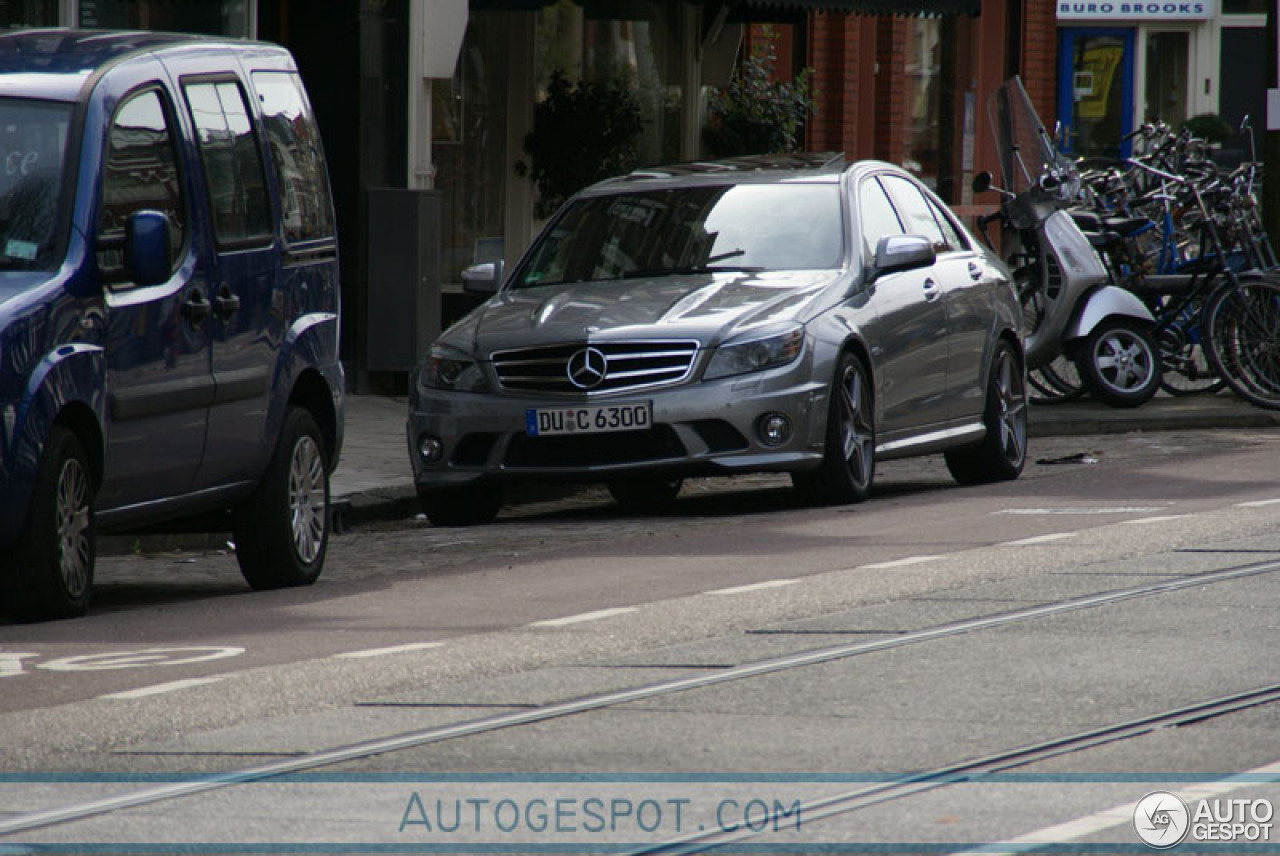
{"left": 1021, "top": 0, "right": 1057, "bottom": 121}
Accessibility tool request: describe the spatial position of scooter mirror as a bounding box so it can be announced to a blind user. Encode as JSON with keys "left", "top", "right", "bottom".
{"left": 972, "top": 171, "right": 993, "bottom": 194}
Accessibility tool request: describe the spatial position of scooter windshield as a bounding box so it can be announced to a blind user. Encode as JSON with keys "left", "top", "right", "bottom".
{"left": 986, "top": 77, "right": 1065, "bottom": 195}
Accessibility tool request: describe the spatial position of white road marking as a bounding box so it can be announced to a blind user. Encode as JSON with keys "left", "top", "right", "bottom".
{"left": 706, "top": 579, "right": 799, "bottom": 596}
{"left": 1236, "top": 498, "right": 1280, "bottom": 508}
{"left": 997, "top": 507, "right": 1165, "bottom": 515}
{"left": 0, "top": 653, "right": 39, "bottom": 678}
{"left": 951, "top": 758, "right": 1280, "bottom": 855}
{"left": 859, "top": 556, "right": 943, "bottom": 570}
{"left": 1123, "top": 514, "right": 1192, "bottom": 525}
{"left": 37, "top": 647, "right": 244, "bottom": 672}
{"left": 531, "top": 607, "right": 639, "bottom": 627}
{"left": 333, "top": 642, "right": 444, "bottom": 659}
{"left": 100, "top": 677, "right": 225, "bottom": 700}
{"left": 998, "top": 532, "right": 1078, "bottom": 547}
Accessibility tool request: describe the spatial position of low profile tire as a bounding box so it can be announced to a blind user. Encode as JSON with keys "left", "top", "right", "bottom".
{"left": 792, "top": 352, "right": 874, "bottom": 506}
{"left": 234, "top": 407, "right": 330, "bottom": 590}
{"left": 606, "top": 476, "right": 683, "bottom": 508}
{"left": 945, "top": 340, "right": 1028, "bottom": 485}
{"left": 1074, "top": 319, "right": 1162, "bottom": 409}
{"left": 4, "top": 426, "right": 95, "bottom": 621}
{"left": 418, "top": 485, "right": 502, "bottom": 527}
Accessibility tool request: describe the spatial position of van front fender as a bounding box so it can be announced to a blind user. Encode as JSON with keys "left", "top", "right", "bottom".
{"left": 0, "top": 344, "right": 105, "bottom": 547}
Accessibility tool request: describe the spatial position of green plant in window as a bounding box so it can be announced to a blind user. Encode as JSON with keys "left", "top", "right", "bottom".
{"left": 1180, "top": 113, "right": 1233, "bottom": 146}
{"left": 522, "top": 70, "right": 644, "bottom": 219}
{"left": 703, "top": 40, "right": 814, "bottom": 158}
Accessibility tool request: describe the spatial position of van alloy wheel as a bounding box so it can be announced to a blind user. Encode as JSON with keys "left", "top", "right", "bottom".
{"left": 289, "top": 435, "right": 326, "bottom": 564}
{"left": 55, "top": 455, "right": 93, "bottom": 599}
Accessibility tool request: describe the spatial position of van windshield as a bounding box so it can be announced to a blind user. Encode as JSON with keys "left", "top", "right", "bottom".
{"left": 0, "top": 98, "right": 71, "bottom": 271}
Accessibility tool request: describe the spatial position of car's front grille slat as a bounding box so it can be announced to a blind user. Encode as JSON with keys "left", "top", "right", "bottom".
{"left": 491, "top": 340, "right": 698, "bottom": 395}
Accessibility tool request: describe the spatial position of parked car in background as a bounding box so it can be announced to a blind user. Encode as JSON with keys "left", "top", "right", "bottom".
{"left": 0, "top": 30, "right": 344, "bottom": 620}
{"left": 408, "top": 154, "right": 1026, "bottom": 526}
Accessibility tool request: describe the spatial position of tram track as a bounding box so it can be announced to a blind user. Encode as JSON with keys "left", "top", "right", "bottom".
{"left": 3, "top": 555, "right": 1280, "bottom": 841}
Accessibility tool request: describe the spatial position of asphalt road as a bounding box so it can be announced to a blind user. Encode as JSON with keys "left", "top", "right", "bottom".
{"left": 2, "top": 426, "right": 1279, "bottom": 852}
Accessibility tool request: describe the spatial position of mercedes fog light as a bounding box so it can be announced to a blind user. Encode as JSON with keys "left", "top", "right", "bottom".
{"left": 758, "top": 413, "right": 792, "bottom": 447}
{"left": 418, "top": 434, "right": 444, "bottom": 464}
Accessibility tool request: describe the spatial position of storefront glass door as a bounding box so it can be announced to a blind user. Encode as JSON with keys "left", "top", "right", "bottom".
{"left": 1057, "top": 28, "right": 1134, "bottom": 160}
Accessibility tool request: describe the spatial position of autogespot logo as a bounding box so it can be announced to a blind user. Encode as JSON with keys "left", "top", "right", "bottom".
{"left": 1134, "top": 791, "right": 1191, "bottom": 848}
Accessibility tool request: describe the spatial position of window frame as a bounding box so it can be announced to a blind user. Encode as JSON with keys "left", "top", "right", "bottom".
{"left": 97, "top": 84, "right": 190, "bottom": 287}
{"left": 181, "top": 74, "right": 274, "bottom": 251}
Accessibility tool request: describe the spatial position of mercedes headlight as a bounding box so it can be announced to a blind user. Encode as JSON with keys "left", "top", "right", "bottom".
{"left": 704, "top": 323, "right": 805, "bottom": 380}
{"left": 419, "top": 345, "right": 489, "bottom": 393}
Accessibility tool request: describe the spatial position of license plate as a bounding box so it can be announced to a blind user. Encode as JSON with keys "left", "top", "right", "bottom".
{"left": 525, "top": 402, "right": 652, "bottom": 436}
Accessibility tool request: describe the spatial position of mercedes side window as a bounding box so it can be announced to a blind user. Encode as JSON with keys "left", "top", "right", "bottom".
{"left": 97, "top": 88, "right": 186, "bottom": 281}
{"left": 184, "top": 80, "right": 272, "bottom": 247}
{"left": 881, "top": 174, "right": 952, "bottom": 254}
{"left": 251, "top": 70, "right": 335, "bottom": 245}
{"left": 857, "top": 178, "right": 904, "bottom": 259}
{"left": 927, "top": 195, "right": 970, "bottom": 252}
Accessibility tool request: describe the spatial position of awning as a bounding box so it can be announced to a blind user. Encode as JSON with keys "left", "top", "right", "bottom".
{"left": 725, "top": 0, "right": 978, "bottom": 15}
{"left": 472, "top": 0, "right": 979, "bottom": 16}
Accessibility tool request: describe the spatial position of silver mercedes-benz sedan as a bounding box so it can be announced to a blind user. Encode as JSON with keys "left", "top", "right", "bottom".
{"left": 407, "top": 154, "right": 1027, "bottom": 525}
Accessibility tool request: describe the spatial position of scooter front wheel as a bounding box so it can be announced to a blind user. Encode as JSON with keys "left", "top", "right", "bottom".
{"left": 1074, "top": 320, "right": 1162, "bottom": 408}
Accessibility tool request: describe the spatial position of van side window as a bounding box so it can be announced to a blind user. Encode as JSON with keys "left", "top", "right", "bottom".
{"left": 183, "top": 80, "right": 271, "bottom": 247}
{"left": 251, "top": 71, "right": 335, "bottom": 245}
{"left": 98, "top": 88, "right": 185, "bottom": 275}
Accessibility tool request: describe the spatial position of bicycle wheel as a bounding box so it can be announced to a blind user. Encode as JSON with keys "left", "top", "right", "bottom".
{"left": 1204, "top": 275, "right": 1280, "bottom": 410}
{"left": 1029, "top": 357, "right": 1086, "bottom": 405}
{"left": 1156, "top": 305, "right": 1226, "bottom": 396}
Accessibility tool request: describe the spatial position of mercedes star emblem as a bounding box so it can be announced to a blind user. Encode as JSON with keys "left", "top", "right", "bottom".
{"left": 567, "top": 346, "right": 608, "bottom": 390}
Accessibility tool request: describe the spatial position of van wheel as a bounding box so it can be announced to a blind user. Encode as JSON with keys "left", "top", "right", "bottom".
{"left": 5, "top": 426, "right": 95, "bottom": 621}
{"left": 418, "top": 485, "right": 502, "bottom": 527}
{"left": 792, "top": 352, "right": 875, "bottom": 505}
{"left": 234, "top": 407, "right": 329, "bottom": 590}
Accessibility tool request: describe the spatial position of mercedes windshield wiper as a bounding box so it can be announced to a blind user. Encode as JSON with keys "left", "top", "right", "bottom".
{"left": 620, "top": 264, "right": 764, "bottom": 279}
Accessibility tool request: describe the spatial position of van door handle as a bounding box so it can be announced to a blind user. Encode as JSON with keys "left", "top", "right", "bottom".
{"left": 214, "top": 287, "right": 241, "bottom": 320}
{"left": 181, "top": 290, "right": 211, "bottom": 325}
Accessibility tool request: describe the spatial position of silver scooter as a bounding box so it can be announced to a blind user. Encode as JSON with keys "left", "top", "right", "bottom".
{"left": 975, "top": 77, "right": 1162, "bottom": 408}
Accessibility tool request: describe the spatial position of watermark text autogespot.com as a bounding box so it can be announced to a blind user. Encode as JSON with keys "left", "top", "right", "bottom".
{"left": 399, "top": 792, "right": 802, "bottom": 837}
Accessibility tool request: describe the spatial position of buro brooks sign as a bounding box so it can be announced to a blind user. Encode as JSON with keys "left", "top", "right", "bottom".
{"left": 1058, "top": 0, "right": 1215, "bottom": 19}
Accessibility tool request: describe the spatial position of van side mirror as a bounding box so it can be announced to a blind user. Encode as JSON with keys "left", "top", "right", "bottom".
{"left": 461, "top": 260, "right": 504, "bottom": 297}
{"left": 125, "top": 210, "right": 171, "bottom": 286}
{"left": 869, "top": 234, "right": 936, "bottom": 282}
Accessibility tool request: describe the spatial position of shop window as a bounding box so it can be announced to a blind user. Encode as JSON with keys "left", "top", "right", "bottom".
{"left": 1, "top": 1, "right": 56, "bottom": 26}
{"left": 903, "top": 18, "right": 942, "bottom": 189}
{"left": 535, "top": 0, "right": 676, "bottom": 170}
{"left": 432, "top": 12, "right": 508, "bottom": 298}
{"left": 1144, "top": 32, "right": 1188, "bottom": 129}
{"left": 78, "top": 0, "right": 250, "bottom": 36}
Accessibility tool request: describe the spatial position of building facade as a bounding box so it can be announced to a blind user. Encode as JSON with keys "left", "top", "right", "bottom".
{"left": 7, "top": 0, "right": 1269, "bottom": 387}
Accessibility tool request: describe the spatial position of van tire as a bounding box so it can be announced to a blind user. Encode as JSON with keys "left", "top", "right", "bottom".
{"left": 234, "top": 407, "right": 329, "bottom": 590}
{"left": 4, "top": 426, "right": 95, "bottom": 621}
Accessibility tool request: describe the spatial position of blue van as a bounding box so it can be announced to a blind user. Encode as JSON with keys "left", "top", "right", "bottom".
{"left": 0, "top": 30, "right": 344, "bottom": 620}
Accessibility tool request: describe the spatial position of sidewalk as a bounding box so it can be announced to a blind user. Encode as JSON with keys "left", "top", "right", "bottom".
{"left": 331, "top": 391, "right": 1280, "bottom": 528}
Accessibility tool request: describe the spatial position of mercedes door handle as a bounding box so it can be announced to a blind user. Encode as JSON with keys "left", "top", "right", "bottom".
{"left": 922, "top": 278, "right": 940, "bottom": 302}
{"left": 969, "top": 262, "right": 983, "bottom": 281}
